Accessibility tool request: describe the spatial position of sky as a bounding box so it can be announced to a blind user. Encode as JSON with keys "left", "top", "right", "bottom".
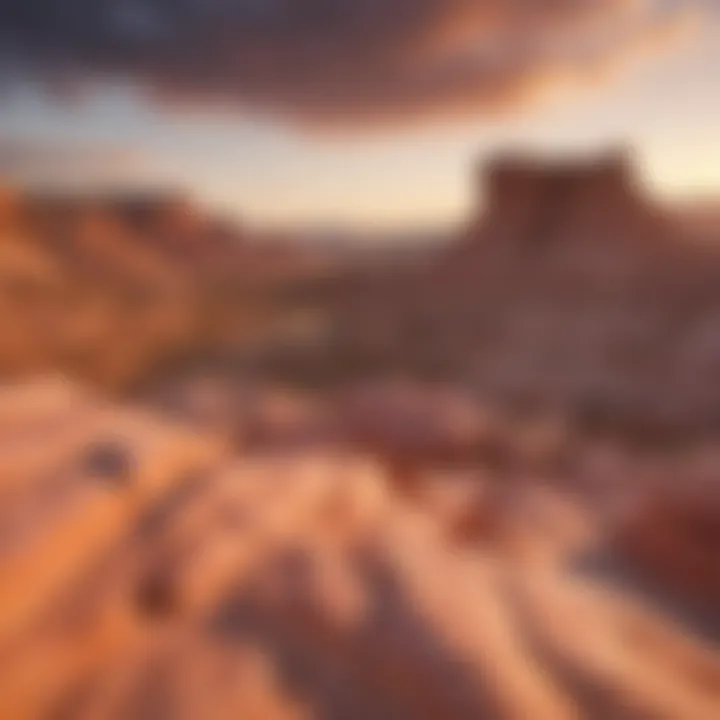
{"left": 0, "top": 0, "right": 719, "bottom": 233}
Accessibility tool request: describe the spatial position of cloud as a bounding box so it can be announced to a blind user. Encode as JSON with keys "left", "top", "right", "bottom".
{"left": 0, "top": 0, "right": 701, "bottom": 128}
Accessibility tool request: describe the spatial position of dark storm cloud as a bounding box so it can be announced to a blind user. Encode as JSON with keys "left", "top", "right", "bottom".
{"left": 0, "top": 1, "right": 698, "bottom": 126}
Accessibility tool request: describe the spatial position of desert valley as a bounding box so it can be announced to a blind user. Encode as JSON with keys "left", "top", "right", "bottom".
{"left": 0, "top": 149, "right": 718, "bottom": 718}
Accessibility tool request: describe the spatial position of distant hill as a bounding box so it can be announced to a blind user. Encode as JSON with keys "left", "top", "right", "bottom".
{"left": 0, "top": 184, "right": 333, "bottom": 389}
{"left": 283, "top": 151, "right": 720, "bottom": 435}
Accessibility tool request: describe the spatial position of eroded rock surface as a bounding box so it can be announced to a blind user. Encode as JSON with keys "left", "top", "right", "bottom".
{"left": 0, "top": 379, "right": 718, "bottom": 719}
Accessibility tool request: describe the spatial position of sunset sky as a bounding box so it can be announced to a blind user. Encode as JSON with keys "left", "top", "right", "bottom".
{"left": 0, "top": 0, "right": 719, "bottom": 232}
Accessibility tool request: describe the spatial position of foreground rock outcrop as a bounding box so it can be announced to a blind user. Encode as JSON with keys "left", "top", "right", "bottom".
{"left": 0, "top": 379, "right": 718, "bottom": 720}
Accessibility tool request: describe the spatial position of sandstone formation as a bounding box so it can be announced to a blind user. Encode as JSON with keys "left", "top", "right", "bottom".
{"left": 467, "top": 151, "right": 662, "bottom": 250}
{"left": 0, "top": 379, "right": 718, "bottom": 719}
{"left": 0, "top": 155, "right": 719, "bottom": 718}
{"left": 310, "top": 151, "right": 720, "bottom": 439}
{"left": 0, "top": 184, "right": 331, "bottom": 390}
{"left": 614, "top": 489, "right": 720, "bottom": 611}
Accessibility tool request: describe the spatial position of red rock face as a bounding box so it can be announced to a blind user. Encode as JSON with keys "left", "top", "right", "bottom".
{"left": 615, "top": 491, "right": 720, "bottom": 611}
{"left": 446, "top": 150, "right": 678, "bottom": 286}
{"left": 471, "top": 151, "right": 648, "bottom": 241}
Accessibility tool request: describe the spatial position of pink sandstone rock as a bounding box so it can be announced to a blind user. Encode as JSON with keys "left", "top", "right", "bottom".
{"left": 0, "top": 380, "right": 718, "bottom": 719}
